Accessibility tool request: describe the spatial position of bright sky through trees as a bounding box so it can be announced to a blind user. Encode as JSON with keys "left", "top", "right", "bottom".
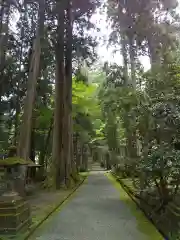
{"left": 10, "top": 0, "right": 180, "bottom": 71}
{"left": 91, "top": 0, "right": 180, "bottom": 71}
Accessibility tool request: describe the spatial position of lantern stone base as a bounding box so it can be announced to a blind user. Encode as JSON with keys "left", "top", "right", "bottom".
{"left": 0, "top": 192, "right": 31, "bottom": 234}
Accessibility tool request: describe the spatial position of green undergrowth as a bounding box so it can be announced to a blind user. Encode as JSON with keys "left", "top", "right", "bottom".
{"left": 106, "top": 172, "right": 164, "bottom": 240}
{"left": 79, "top": 171, "right": 89, "bottom": 178}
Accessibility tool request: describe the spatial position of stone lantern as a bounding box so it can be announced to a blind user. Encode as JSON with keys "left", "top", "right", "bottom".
{"left": 0, "top": 157, "right": 31, "bottom": 234}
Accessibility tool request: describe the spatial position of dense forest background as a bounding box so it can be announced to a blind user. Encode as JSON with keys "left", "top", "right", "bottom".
{"left": 1, "top": 0, "right": 180, "bottom": 238}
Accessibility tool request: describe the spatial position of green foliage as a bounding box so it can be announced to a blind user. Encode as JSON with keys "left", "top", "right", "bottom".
{"left": 141, "top": 144, "right": 180, "bottom": 181}
{"left": 36, "top": 107, "right": 53, "bottom": 130}
{"left": 98, "top": 53, "right": 180, "bottom": 215}
{"left": 107, "top": 0, "right": 178, "bottom": 62}
{"left": 72, "top": 77, "right": 103, "bottom": 144}
{"left": 72, "top": 79, "right": 99, "bottom": 115}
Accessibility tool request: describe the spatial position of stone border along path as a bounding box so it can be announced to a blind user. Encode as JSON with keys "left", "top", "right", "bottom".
{"left": 28, "top": 171, "right": 164, "bottom": 240}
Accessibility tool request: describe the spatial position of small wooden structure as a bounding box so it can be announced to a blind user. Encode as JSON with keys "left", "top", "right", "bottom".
{"left": 26, "top": 161, "right": 42, "bottom": 185}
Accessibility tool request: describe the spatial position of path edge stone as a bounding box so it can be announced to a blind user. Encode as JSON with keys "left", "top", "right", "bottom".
{"left": 24, "top": 174, "right": 88, "bottom": 240}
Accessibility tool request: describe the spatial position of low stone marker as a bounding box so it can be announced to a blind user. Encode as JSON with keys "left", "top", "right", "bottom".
{"left": 0, "top": 157, "right": 31, "bottom": 234}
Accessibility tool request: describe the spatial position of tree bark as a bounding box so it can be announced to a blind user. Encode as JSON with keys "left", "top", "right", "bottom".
{"left": 73, "top": 133, "right": 78, "bottom": 167}
{"left": 17, "top": 0, "right": 45, "bottom": 160}
{"left": 16, "top": 0, "right": 45, "bottom": 196}
{"left": 64, "top": 0, "right": 74, "bottom": 184}
{"left": 39, "top": 116, "right": 53, "bottom": 170}
{"left": 129, "top": 36, "right": 136, "bottom": 89}
{"left": 14, "top": 99, "right": 20, "bottom": 145}
{"left": 0, "top": 2, "right": 9, "bottom": 99}
{"left": 121, "top": 34, "right": 129, "bottom": 86}
{"left": 29, "top": 125, "right": 36, "bottom": 179}
{"left": 52, "top": 0, "right": 66, "bottom": 189}
{"left": 0, "top": 2, "right": 9, "bottom": 74}
{"left": 148, "top": 38, "right": 161, "bottom": 67}
{"left": 14, "top": 9, "right": 25, "bottom": 145}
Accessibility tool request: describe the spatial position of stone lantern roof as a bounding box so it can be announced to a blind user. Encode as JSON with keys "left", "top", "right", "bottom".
{"left": 0, "top": 157, "right": 34, "bottom": 167}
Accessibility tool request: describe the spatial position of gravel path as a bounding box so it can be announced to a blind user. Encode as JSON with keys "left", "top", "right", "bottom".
{"left": 29, "top": 172, "right": 162, "bottom": 240}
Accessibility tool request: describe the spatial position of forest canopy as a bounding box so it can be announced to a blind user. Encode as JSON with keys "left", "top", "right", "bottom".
{"left": 1, "top": 0, "right": 180, "bottom": 237}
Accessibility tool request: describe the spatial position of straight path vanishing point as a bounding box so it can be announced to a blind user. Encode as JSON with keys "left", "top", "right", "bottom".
{"left": 29, "top": 171, "right": 164, "bottom": 240}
